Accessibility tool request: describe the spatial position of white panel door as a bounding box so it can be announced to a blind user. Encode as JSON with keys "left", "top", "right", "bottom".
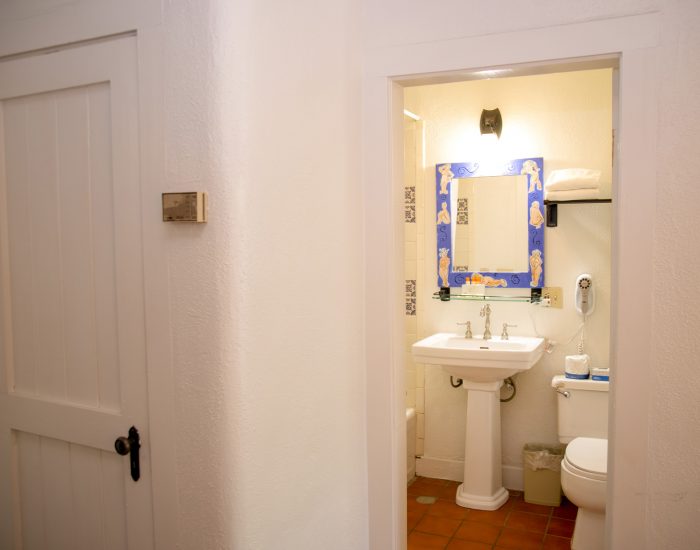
{"left": 0, "top": 37, "right": 155, "bottom": 550}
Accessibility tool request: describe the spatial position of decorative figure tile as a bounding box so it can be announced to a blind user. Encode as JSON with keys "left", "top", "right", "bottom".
{"left": 438, "top": 248, "right": 450, "bottom": 288}
{"left": 529, "top": 200, "right": 544, "bottom": 229}
{"left": 529, "top": 249, "right": 543, "bottom": 287}
{"left": 438, "top": 164, "right": 453, "bottom": 195}
{"left": 521, "top": 159, "right": 542, "bottom": 192}
{"left": 436, "top": 201, "right": 450, "bottom": 225}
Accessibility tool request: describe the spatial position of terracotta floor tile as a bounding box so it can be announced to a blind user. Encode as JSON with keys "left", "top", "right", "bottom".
{"left": 543, "top": 534, "right": 573, "bottom": 549}
{"left": 407, "top": 531, "right": 450, "bottom": 550}
{"left": 453, "top": 520, "right": 501, "bottom": 544}
{"left": 409, "top": 497, "right": 433, "bottom": 514}
{"left": 465, "top": 507, "right": 510, "bottom": 526}
{"left": 552, "top": 499, "right": 578, "bottom": 520}
{"left": 428, "top": 499, "right": 469, "bottom": 520}
{"left": 437, "top": 483, "right": 459, "bottom": 500}
{"left": 446, "top": 539, "right": 492, "bottom": 550}
{"left": 408, "top": 507, "right": 426, "bottom": 532}
{"left": 506, "top": 510, "right": 549, "bottom": 533}
{"left": 513, "top": 499, "right": 554, "bottom": 515}
{"left": 496, "top": 527, "right": 545, "bottom": 550}
{"left": 547, "top": 517, "right": 575, "bottom": 538}
{"left": 410, "top": 478, "right": 449, "bottom": 497}
{"left": 415, "top": 515, "right": 462, "bottom": 538}
{"left": 502, "top": 495, "right": 521, "bottom": 509}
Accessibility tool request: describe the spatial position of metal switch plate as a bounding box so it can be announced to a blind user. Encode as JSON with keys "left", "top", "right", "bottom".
{"left": 542, "top": 286, "right": 563, "bottom": 308}
{"left": 162, "top": 192, "right": 207, "bottom": 223}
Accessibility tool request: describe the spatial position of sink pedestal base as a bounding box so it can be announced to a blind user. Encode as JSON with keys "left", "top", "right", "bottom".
{"left": 455, "top": 380, "right": 509, "bottom": 511}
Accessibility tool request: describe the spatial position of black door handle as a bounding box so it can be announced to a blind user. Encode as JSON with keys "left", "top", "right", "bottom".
{"left": 115, "top": 426, "right": 141, "bottom": 481}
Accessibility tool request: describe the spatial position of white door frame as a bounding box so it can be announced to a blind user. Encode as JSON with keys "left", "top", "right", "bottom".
{"left": 363, "top": 12, "right": 659, "bottom": 550}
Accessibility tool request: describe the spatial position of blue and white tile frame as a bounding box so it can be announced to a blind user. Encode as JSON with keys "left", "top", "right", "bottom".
{"left": 434, "top": 158, "right": 545, "bottom": 289}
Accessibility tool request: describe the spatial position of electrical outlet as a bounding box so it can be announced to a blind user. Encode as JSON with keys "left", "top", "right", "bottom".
{"left": 542, "top": 286, "right": 563, "bottom": 308}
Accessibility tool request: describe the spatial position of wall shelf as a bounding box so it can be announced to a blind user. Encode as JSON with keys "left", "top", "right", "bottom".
{"left": 432, "top": 292, "right": 538, "bottom": 303}
{"left": 544, "top": 199, "right": 612, "bottom": 227}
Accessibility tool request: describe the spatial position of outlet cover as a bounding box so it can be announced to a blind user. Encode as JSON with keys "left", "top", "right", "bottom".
{"left": 542, "top": 286, "right": 563, "bottom": 308}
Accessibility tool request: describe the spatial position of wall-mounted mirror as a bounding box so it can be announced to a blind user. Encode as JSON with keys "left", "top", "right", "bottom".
{"left": 436, "top": 158, "right": 545, "bottom": 289}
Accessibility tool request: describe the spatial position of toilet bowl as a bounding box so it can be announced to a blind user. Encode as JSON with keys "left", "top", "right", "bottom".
{"left": 561, "top": 437, "right": 607, "bottom": 550}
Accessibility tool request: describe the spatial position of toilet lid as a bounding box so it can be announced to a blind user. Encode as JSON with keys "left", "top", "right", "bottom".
{"left": 565, "top": 437, "right": 607, "bottom": 476}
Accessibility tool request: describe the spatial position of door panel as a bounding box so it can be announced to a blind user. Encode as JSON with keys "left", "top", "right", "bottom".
{"left": 0, "top": 37, "right": 153, "bottom": 550}
{"left": 15, "top": 430, "right": 128, "bottom": 550}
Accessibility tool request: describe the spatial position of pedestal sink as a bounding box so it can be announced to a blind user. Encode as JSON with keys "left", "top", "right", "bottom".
{"left": 412, "top": 332, "right": 545, "bottom": 510}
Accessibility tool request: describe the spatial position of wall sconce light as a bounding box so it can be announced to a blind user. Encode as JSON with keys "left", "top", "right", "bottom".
{"left": 480, "top": 108, "right": 502, "bottom": 138}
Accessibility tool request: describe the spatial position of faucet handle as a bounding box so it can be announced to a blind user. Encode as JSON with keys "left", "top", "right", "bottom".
{"left": 480, "top": 304, "right": 491, "bottom": 317}
{"left": 456, "top": 321, "right": 473, "bottom": 339}
{"left": 501, "top": 323, "right": 517, "bottom": 340}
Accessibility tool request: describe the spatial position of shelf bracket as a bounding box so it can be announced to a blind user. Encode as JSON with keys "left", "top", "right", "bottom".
{"left": 546, "top": 203, "right": 558, "bottom": 227}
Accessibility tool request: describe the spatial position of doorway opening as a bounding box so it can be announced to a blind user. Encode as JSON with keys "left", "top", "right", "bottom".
{"left": 380, "top": 52, "right": 629, "bottom": 549}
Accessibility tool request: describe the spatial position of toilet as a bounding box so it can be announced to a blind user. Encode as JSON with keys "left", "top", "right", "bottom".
{"left": 552, "top": 375, "right": 609, "bottom": 550}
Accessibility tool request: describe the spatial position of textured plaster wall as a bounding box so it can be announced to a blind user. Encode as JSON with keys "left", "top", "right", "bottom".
{"left": 365, "top": 1, "right": 700, "bottom": 547}
{"left": 404, "top": 70, "right": 613, "bottom": 480}
{"left": 207, "top": 2, "right": 368, "bottom": 549}
{"left": 1, "top": 0, "right": 366, "bottom": 548}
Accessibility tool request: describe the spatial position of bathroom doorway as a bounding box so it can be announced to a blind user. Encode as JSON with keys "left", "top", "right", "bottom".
{"left": 363, "top": 15, "right": 658, "bottom": 549}
{"left": 402, "top": 62, "right": 616, "bottom": 484}
{"left": 401, "top": 62, "right": 616, "bottom": 549}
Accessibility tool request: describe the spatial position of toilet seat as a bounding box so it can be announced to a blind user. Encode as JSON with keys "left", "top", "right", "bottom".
{"left": 564, "top": 437, "right": 607, "bottom": 482}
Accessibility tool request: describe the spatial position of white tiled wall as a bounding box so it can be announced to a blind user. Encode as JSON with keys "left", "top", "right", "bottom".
{"left": 404, "top": 118, "right": 425, "bottom": 457}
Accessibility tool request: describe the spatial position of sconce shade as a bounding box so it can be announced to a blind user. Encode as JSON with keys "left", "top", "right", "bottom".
{"left": 480, "top": 108, "right": 502, "bottom": 138}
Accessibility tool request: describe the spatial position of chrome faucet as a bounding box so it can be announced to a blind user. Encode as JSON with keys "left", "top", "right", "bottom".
{"left": 457, "top": 320, "right": 473, "bottom": 339}
{"left": 480, "top": 304, "right": 492, "bottom": 340}
{"left": 501, "top": 323, "right": 517, "bottom": 340}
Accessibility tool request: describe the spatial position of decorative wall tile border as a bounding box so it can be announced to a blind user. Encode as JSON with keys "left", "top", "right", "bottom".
{"left": 405, "top": 186, "right": 416, "bottom": 223}
{"left": 457, "top": 198, "right": 469, "bottom": 225}
{"left": 405, "top": 279, "right": 416, "bottom": 316}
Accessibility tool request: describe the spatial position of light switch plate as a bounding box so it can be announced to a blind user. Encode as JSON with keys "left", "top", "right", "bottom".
{"left": 542, "top": 286, "right": 563, "bottom": 308}
{"left": 162, "top": 192, "right": 207, "bottom": 222}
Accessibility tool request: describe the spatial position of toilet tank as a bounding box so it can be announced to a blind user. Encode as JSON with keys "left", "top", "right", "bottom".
{"left": 552, "top": 375, "right": 609, "bottom": 443}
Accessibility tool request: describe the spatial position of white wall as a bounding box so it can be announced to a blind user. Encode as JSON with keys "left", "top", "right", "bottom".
{"left": 0, "top": 1, "right": 367, "bottom": 549}
{"left": 405, "top": 70, "right": 612, "bottom": 485}
{"left": 364, "top": 2, "right": 700, "bottom": 548}
{"left": 217, "top": 2, "right": 367, "bottom": 549}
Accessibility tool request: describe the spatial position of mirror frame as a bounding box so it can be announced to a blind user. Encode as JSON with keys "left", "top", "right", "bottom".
{"left": 435, "top": 157, "right": 545, "bottom": 289}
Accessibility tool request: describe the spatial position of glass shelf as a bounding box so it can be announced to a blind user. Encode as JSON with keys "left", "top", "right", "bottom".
{"left": 432, "top": 292, "right": 536, "bottom": 303}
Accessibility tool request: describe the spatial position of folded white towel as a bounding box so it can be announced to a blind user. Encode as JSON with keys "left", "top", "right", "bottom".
{"left": 545, "top": 169, "right": 601, "bottom": 192}
{"left": 545, "top": 188, "right": 601, "bottom": 201}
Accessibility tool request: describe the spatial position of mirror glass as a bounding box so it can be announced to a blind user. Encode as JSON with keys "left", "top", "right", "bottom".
{"left": 436, "top": 158, "right": 544, "bottom": 289}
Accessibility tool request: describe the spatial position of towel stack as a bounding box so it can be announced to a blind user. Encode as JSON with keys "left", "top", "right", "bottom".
{"left": 544, "top": 169, "right": 601, "bottom": 201}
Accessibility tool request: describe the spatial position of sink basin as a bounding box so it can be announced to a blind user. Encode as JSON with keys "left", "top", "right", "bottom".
{"left": 412, "top": 332, "right": 545, "bottom": 383}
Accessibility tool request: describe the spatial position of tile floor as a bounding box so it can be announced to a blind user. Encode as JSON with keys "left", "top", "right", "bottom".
{"left": 407, "top": 477, "right": 577, "bottom": 550}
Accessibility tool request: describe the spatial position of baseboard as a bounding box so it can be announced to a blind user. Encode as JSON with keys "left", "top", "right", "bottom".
{"left": 416, "top": 456, "right": 463, "bottom": 481}
{"left": 415, "top": 457, "right": 524, "bottom": 491}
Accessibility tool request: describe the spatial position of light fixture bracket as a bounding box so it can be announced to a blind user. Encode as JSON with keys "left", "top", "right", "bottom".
{"left": 480, "top": 108, "right": 502, "bottom": 138}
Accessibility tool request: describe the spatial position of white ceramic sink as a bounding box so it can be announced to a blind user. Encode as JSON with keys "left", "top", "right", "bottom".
{"left": 411, "top": 331, "right": 546, "bottom": 510}
{"left": 412, "top": 332, "right": 545, "bottom": 383}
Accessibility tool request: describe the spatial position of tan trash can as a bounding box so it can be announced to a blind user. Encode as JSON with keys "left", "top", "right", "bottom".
{"left": 523, "top": 443, "right": 565, "bottom": 506}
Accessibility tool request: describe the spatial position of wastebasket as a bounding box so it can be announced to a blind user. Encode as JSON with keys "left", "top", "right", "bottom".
{"left": 522, "top": 443, "right": 565, "bottom": 506}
